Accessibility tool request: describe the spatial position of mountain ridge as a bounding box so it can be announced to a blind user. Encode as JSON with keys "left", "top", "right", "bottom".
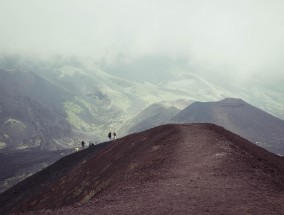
{"left": 170, "top": 98, "right": 284, "bottom": 155}
{"left": 0, "top": 123, "right": 283, "bottom": 215}
{"left": 0, "top": 69, "right": 76, "bottom": 151}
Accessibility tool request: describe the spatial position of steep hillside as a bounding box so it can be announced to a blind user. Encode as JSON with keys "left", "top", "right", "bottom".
{"left": 0, "top": 69, "right": 76, "bottom": 150}
{"left": 41, "top": 65, "right": 186, "bottom": 138}
{"left": 0, "top": 58, "right": 184, "bottom": 150}
{"left": 171, "top": 98, "right": 284, "bottom": 155}
{"left": 120, "top": 99, "right": 193, "bottom": 135}
{"left": 0, "top": 124, "right": 283, "bottom": 215}
{"left": 1, "top": 56, "right": 283, "bottom": 150}
{"left": 0, "top": 150, "right": 70, "bottom": 193}
{"left": 0, "top": 57, "right": 191, "bottom": 194}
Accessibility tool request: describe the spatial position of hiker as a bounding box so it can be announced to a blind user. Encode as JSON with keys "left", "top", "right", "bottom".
{"left": 81, "top": 140, "right": 85, "bottom": 148}
{"left": 108, "top": 131, "right": 112, "bottom": 140}
{"left": 113, "top": 132, "right": 117, "bottom": 140}
{"left": 89, "top": 141, "right": 95, "bottom": 147}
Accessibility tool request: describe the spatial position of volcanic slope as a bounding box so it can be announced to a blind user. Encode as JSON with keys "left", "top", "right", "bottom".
{"left": 120, "top": 99, "right": 193, "bottom": 135}
{"left": 171, "top": 98, "right": 284, "bottom": 155}
{"left": 0, "top": 124, "right": 284, "bottom": 215}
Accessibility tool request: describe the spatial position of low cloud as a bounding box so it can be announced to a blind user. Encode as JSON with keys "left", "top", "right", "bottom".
{"left": 0, "top": 0, "right": 284, "bottom": 80}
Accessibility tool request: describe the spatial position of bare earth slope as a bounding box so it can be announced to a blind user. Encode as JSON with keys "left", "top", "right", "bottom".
{"left": 0, "top": 149, "right": 72, "bottom": 193}
{"left": 171, "top": 98, "right": 284, "bottom": 155}
{"left": 0, "top": 124, "right": 283, "bottom": 215}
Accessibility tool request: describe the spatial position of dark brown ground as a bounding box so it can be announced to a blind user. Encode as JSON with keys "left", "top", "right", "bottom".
{"left": 1, "top": 124, "right": 284, "bottom": 215}
{"left": 0, "top": 149, "right": 71, "bottom": 193}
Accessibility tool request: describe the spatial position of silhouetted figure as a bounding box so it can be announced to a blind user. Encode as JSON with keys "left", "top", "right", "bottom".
{"left": 81, "top": 141, "right": 85, "bottom": 148}
{"left": 113, "top": 132, "right": 117, "bottom": 140}
{"left": 108, "top": 131, "right": 112, "bottom": 140}
{"left": 89, "top": 141, "right": 95, "bottom": 147}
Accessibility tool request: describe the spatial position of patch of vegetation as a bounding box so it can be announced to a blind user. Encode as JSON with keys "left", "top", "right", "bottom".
{"left": 63, "top": 96, "right": 128, "bottom": 138}
{"left": 4, "top": 119, "right": 26, "bottom": 129}
{"left": 0, "top": 141, "right": 6, "bottom": 149}
{"left": 64, "top": 99, "right": 96, "bottom": 132}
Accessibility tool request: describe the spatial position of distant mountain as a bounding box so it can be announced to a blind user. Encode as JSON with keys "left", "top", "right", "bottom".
{"left": 1, "top": 55, "right": 284, "bottom": 151}
{"left": 0, "top": 124, "right": 283, "bottom": 214}
{"left": 171, "top": 98, "right": 284, "bottom": 155}
{"left": 119, "top": 99, "right": 193, "bottom": 135}
{"left": 0, "top": 56, "right": 194, "bottom": 193}
{"left": 1, "top": 55, "right": 284, "bottom": 196}
{"left": 0, "top": 58, "right": 187, "bottom": 151}
{"left": 0, "top": 69, "right": 76, "bottom": 151}
{"left": 159, "top": 70, "right": 284, "bottom": 121}
{"left": 39, "top": 65, "right": 191, "bottom": 140}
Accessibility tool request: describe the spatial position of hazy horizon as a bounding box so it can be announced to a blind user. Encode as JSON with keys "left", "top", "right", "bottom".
{"left": 1, "top": 0, "right": 284, "bottom": 84}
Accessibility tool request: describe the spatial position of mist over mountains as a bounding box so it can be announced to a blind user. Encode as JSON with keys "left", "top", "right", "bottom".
{"left": 0, "top": 55, "right": 283, "bottom": 151}
{"left": 0, "top": 68, "right": 74, "bottom": 151}
{"left": 0, "top": 56, "right": 189, "bottom": 150}
{"left": 0, "top": 55, "right": 284, "bottom": 193}
{"left": 1, "top": 1, "right": 284, "bottom": 213}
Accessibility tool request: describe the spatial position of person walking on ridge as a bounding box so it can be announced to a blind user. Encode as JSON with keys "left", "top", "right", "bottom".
{"left": 81, "top": 140, "right": 85, "bottom": 148}
{"left": 108, "top": 131, "right": 112, "bottom": 141}
{"left": 113, "top": 132, "right": 117, "bottom": 140}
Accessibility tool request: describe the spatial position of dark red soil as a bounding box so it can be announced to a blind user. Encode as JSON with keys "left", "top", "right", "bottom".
{"left": 1, "top": 124, "right": 284, "bottom": 215}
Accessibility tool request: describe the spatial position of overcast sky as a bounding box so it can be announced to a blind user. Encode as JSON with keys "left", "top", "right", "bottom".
{"left": 0, "top": 0, "right": 284, "bottom": 81}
